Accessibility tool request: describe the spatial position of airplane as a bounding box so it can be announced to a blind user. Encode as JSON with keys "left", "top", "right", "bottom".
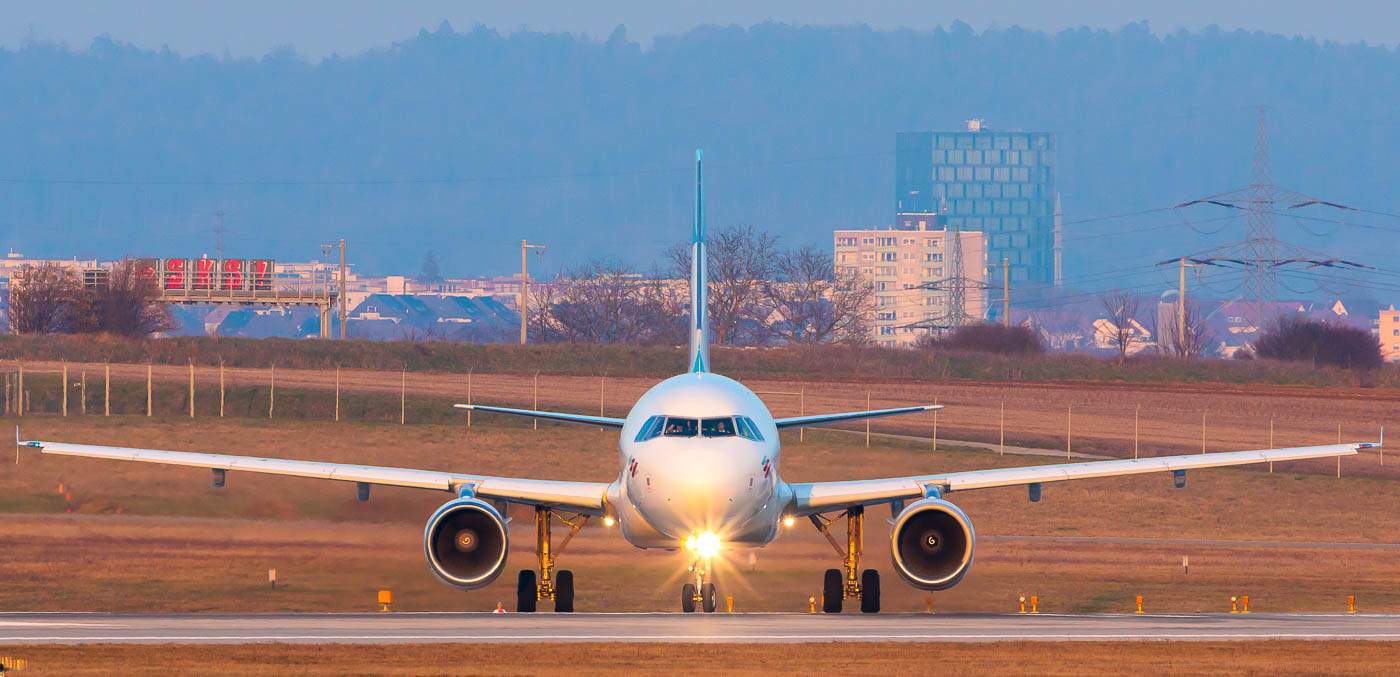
{"left": 21, "top": 150, "right": 1378, "bottom": 614}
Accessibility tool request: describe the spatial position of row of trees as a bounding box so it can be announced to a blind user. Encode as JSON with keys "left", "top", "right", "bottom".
{"left": 1096, "top": 291, "right": 1209, "bottom": 366}
{"left": 1095, "top": 289, "right": 1381, "bottom": 370}
{"left": 8, "top": 261, "right": 175, "bottom": 337}
{"left": 528, "top": 225, "right": 875, "bottom": 346}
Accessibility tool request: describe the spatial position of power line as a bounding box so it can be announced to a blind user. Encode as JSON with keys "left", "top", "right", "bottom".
{"left": 1057, "top": 213, "right": 1242, "bottom": 244}
{"left": 1269, "top": 210, "right": 1400, "bottom": 234}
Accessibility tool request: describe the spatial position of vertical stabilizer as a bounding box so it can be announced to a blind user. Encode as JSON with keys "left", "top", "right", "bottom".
{"left": 688, "top": 149, "right": 710, "bottom": 373}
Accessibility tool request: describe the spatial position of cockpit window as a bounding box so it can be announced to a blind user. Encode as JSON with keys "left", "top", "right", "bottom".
{"left": 663, "top": 417, "right": 699, "bottom": 437}
{"left": 701, "top": 417, "right": 736, "bottom": 437}
{"left": 735, "top": 416, "right": 764, "bottom": 442}
{"left": 635, "top": 415, "right": 763, "bottom": 442}
{"left": 634, "top": 415, "right": 666, "bottom": 442}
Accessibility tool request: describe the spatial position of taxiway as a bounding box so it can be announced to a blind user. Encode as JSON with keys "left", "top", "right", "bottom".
{"left": 2, "top": 612, "right": 1398, "bottom": 644}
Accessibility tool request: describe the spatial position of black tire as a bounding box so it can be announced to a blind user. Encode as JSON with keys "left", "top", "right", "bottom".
{"left": 702, "top": 583, "right": 717, "bottom": 613}
{"left": 860, "top": 569, "right": 881, "bottom": 614}
{"left": 681, "top": 583, "right": 697, "bottom": 613}
{"left": 822, "top": 569, "right": 843, "bottom": 613}
{"left": 516, "top": 570, "right": 537, "bottom": 613}
{"left": 554, "top": 570, "right": 575, "bottom": 613}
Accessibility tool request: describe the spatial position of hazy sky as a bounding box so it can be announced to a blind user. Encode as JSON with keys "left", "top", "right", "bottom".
{"left": 5, "top": 0, "right": 1398, "bottom": 59}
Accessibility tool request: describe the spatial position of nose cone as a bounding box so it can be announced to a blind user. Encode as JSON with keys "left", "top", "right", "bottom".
{"left": 633, "top": 439, "right": 767, "bottom": 540}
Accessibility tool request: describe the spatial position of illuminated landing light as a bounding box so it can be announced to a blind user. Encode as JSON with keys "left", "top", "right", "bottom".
{"left": 603, "top": 516, "right": 616, "bottom": 527}
{"left": 783, "top": 516, "right": 795, "bottom": 528}
{"left": 697, "top": 531, "right": 721, "bottom": 559}
{"left": 685, "top": 534, "right": 698, "bottom": 551}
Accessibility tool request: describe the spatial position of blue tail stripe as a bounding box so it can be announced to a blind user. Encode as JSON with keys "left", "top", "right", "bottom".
{"left": 688, "top": 148, "right": 709, "bottom": 374}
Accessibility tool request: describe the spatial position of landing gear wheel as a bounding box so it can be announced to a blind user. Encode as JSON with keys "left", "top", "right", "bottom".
{"left": 516, "top": 570, "right": 538, "bottom": 612}
{"left": 822, "top": 569, "right": 843, "bottom": 613}
{"left": 681, "top": 583, "right": 697, "bottom": 613}
{"left": 702, "top": 583, "right": 717, "bottom": 613}
{"left": 554, "top": 570, "right": 575, "bottom": 613}
{"left": 860, "top": 569, "right": 881, "bottom": 614}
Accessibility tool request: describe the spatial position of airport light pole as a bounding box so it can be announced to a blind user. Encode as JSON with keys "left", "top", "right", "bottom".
{"left": 520, "top": 240, "right": 546, "bottom": 344}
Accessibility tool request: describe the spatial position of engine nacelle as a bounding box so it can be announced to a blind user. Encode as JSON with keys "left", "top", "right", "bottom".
{"left": 890, "top": 498, "right": 976, "bottom": 590}
{"left": 423, "top": 498, "right": 509, "bottom": 590}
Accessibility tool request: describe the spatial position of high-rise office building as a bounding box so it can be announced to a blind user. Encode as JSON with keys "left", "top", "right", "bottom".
{"left": 895, "top": 121, "right": 1057, "bottom": 286}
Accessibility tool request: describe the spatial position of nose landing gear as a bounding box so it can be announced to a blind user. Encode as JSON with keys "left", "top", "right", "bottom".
{"left": 809, "top": 505, "right": 880, "bottom": 613}
{"left": 516, "top": 506, "right": 587, "bottom": 612}
{"left": 681, "top": 552, "right": 718, "bottom": 613}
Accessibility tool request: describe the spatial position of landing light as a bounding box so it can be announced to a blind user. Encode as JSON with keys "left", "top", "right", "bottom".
{"left": 603, "top": 516, "right": 616, "bottom": 527}
{"left": 783, "top": 516, "right": 795, "bottom": 528}
{"left": 696, "top": 531, "right": 721, "bottom": 559}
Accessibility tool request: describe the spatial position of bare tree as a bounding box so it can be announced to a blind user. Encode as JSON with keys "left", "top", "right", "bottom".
{"left": 7, "top": 262, "right": 87, "bottom": 334}
{"left": 1097, "top": 290, "right": 1144, "bottom": 366}
{"left": 633, "top": 269, "right": 687, "bottom": 346}
{"left": 762, "top": 245, "right": 874, "bottom": 344}
{"left": 89, "top": 259, "right": 177, "bottom": 337}
{"left": 397, "top": 324, "right": 447, "bottom": 342}
{"left": 1255, "top": 315, "right": 1382, "bottom": 370}
{"left": 668, "top": 224, "right": 777, "bottom": 346}
{"left": 526, "top": 277, "right": 566, "bottom": 343}
{"left": 418, "top": 250, "right": 444, "bottom": 284}
{"left": 1159, "top": 301, "right": 1210, "bottom": 358}
{"left": 537, "top": 259, "right": 652, "bottom": 344}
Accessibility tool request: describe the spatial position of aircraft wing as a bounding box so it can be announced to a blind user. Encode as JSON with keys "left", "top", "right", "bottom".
{"left": 786, "top": 442, "right": 1371, "bottom": 516}
{"left": 21, "top": 440, "right": 610, "bottom": 514}
{"left": 454, "top": 404, "right": 625, "bottom": 429}
{"left": 774, "top": 405, "right": 942, "bottom": 429}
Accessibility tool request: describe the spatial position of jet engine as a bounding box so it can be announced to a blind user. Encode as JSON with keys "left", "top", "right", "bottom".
{"left": 890, "top": 498, "right": 975, "bottom": 590}
{"left": 423, "top": 498, "right": 509, "bottom": 590}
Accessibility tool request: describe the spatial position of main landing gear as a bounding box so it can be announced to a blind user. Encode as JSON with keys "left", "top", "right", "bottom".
{"left": 681, "top": 549, "right": 718, "bottom": 613}
{"left": 810, "top": 506, "right": 880, "bottom": 613}
{"left": 516, "top": 506, "right": 587, "bottom": 613}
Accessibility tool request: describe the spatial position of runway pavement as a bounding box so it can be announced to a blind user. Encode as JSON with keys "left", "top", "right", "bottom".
{"left": 2, "top": 612, "right": 1399, "bottom": 644}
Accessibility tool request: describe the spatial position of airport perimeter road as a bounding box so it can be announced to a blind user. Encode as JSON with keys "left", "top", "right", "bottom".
{"left": 2, "top": 613, "right": 1399, "bottom": 644}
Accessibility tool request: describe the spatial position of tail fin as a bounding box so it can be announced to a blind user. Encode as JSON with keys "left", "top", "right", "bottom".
{"left": 688, "top": 149, "right": 710, "bottom": 373}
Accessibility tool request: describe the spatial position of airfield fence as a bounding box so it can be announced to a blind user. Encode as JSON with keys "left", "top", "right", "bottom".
{"left": 0, "top": 360, "right": 1390, "bottom": 478}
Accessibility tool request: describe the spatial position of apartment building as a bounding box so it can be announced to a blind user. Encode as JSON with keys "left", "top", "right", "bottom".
{"left": 835, "top": 214, "right": 988, "bottom": 347}
{"left": 1377, "top": 305, "right": 1400, "bottom": 361}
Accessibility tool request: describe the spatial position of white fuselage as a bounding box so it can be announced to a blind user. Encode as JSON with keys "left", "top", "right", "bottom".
{"left": 604, "top": 372, "right": 792, "bottom": 549}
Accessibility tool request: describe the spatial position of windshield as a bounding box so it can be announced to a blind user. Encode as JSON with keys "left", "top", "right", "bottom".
{"left": 735, "top": 416, "right": 764, "bottom": 442}
{"left": 701, "top": 417, "right": 735, "bottom": 437}
{"left": 634, "top": 415, "right": 666, "bottom": 442}
{"left": 635, "top": 415, "right": 764, "bottom": 442}
{"left": 662, "top": 417, "right": 699, "bottom": 437}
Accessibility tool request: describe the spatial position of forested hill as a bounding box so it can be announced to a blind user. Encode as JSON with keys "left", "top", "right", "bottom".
{"left": 2, "top": 21, "right": 1397, "bottom": 278}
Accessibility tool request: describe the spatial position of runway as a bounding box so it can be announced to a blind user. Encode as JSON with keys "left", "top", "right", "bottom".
{"left": 2, "top": 612, "right": 1399, "bottom": 644}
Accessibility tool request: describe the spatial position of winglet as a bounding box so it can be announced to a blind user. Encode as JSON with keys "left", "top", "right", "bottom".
{"left": 1359, "top": 426, "right": 1383, "bottom": 450}
{"left": 16, "top": 426, "right": 41, "bottom": 449}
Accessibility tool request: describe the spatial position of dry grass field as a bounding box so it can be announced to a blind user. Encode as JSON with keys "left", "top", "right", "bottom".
{"left": 3, "top": 414, "right": 1398, "bottom": 614}
{"left": 4, "top": 642, "right": 1399, "bottom": 676}
{"left": 7, "top": 360, "right": 1399, "bottom": 476}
